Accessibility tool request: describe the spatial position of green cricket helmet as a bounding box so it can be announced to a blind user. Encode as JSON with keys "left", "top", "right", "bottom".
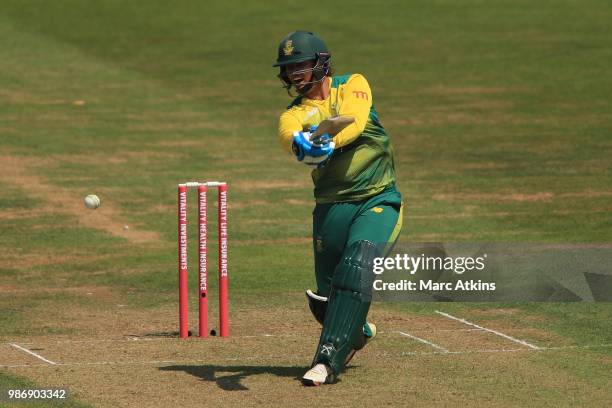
{"left": 274, "top": 31, "right": 331, "bottom": 95}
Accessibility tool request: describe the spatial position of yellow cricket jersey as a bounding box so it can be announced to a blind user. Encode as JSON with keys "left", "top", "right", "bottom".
{"left": 278, "top": 73, "right": 397, "bottom": 203}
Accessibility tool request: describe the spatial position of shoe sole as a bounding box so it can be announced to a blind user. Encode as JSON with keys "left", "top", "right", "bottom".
{"left": 301, "top": 378, "right": 322, "bottom": 386}
{"left": 301, "top": 373, "right": 336, "bottom": 386}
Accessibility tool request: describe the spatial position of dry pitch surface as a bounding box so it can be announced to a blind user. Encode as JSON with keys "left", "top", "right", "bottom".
{"left": 2, "top": 300, "right": 610, "bottom": 408}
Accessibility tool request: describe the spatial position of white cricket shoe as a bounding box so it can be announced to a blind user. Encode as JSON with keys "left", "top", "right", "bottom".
{"left": 301, "top": 363, "right": 334, "bottom": 386}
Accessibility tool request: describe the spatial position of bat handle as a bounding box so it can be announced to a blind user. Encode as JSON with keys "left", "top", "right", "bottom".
{"left": 311, "top": 134, "right": 332, "bottom": 146}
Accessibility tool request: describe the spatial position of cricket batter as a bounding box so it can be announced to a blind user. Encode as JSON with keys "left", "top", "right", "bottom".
{"left": 274, "top": 31, "right": 403, "bottom": 385}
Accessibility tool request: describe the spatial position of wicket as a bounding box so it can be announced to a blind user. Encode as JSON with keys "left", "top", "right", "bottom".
{"left": 178, "top": 181, "right": 229, "bottom": 339}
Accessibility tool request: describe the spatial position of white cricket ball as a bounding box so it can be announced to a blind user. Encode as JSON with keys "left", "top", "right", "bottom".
{"left": 84, "top": 194, "right": 101, "bottom": 209}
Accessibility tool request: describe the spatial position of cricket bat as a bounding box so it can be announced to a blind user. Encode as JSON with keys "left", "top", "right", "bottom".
{"left": 311, "top": 116, "right": 355, "bottom": 141}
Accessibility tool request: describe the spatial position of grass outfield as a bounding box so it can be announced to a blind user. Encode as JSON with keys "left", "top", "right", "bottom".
{"left": 1, "top": 1, "right": 611, "bottom": 407}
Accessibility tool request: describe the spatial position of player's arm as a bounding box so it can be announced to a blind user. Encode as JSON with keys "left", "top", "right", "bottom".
{"left": 279, "top": 110, "right": 302, "bottom": 154}
{"left": 333, "top": 74, "right": 373, "bottom": 148}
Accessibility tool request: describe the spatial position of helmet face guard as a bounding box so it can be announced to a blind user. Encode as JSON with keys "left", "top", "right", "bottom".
{"left": 278, "top": 52, "right": 331, "bottom": 96}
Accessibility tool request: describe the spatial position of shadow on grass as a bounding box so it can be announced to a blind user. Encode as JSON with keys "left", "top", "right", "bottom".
{"left": 159, "top": 365, "right": 305, "bottom": 391}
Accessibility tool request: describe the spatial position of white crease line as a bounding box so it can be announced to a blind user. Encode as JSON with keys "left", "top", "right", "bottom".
{"left": 1, "top": 354, "right": 306, "bottom": 369}
{"left": 11, "top": 330, "right": 483, "bottom": 346}
{"left": 2, "top": 344, "right": 611, "bottom": 369}
{"left": 398, "top": 331, "right": 449, "bottom": 352}
{"left": 415, "top": 328, "right": 484, "bottom": 332}
{"left": 12, "top": 333, "right": 308, "bottom": 345}
{"left": 9, "top": 343, "right": 57, "bottom": 365}
{"left": 435, "top": 311, "right": 541, "bottom": 350}
{"left": 398, "top": 343, "right": 612, "bottom": 356}
{"left": 544, "top": 344, "right": 612, "bottom": 351}
{"left": 383, "top": 328, "right": 483, "bottom": 334}
{"left": 389, "top": 348, "right": 526, "bottom": 356}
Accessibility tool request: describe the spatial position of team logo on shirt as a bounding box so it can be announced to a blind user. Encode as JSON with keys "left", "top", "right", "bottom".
{"left": 352, "top": 90, "right": 369, "bottom": 100}
{"left": 283, "top": 40, "right": 294, "bottom": 56}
